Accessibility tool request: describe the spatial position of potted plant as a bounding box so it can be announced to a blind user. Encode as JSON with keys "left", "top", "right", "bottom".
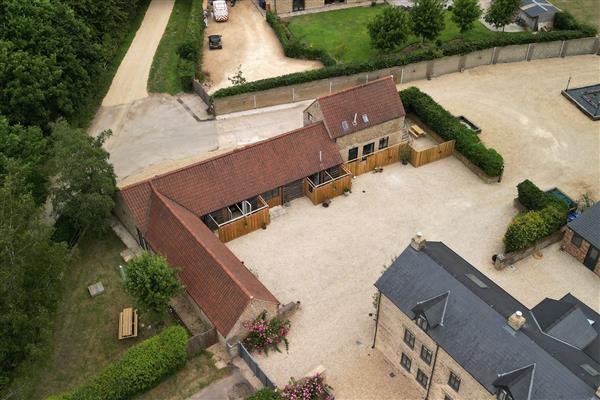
{"left": 400, "top": 147, "right": 411, "bottom": 165}
{"left": 343, "top": 187, "right": 350, "bottom": 196}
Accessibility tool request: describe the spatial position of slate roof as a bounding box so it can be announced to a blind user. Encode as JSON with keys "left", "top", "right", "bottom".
{"left": 568, "top": 202, "right": 600, "bottom": 250}
{"left": 375, "top": 241, "right": 598, "bottom": 399}
{"left": 145, "top": 188, "right": 278, "bottom": 336}
{"left": 520, "top": 0, "right": 559, "bottom": 17}
{"left": 412, "top": 291, "right": 449, "bottom": 328}
{"left": 310, "top": 76, "right": 405, "bottom": 140}
{"left": 121, "top": 122, "right": 342, "bottom": 232}
{"left": 493, "top": 364, "right": 536, "bottom": 400}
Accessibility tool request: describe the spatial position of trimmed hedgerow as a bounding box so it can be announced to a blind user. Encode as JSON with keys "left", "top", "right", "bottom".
{"left": 399, "top": 87, "right": 504, "bottom": 177}
{"left": 554, "top": 11, "right": 597, "bottom": 37}
{"left": 267, "top": 12, "right": 336, "bottom": 67}
{"left": 503, "top": 180, "right": 568, "bottom": 252}
{"left": 47, "top": 326, "right": 188, "bottom": 400}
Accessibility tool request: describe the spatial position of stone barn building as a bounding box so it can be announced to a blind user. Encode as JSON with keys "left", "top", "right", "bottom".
{"left": 562, "top": 202, "right": 600, "bottom": 276}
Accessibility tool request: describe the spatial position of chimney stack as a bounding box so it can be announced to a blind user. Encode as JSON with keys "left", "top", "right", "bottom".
{"left": 411, "top": 233, "right": 426, "bottom": 251}
{"left": 508, "top": 311, "right": 526, "bottom": 331}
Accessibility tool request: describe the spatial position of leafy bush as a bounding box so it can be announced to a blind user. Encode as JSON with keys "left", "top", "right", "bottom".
{"left": 243, "top": 310, "right": 290, "bottom": 354}
{"left": 503, "top": 211, "right": 548, "bottom": 252}
{"left": 554, "top": 11, "right": 597, "bottom": 36}
{"left": 246, "top": 389, "right": 284, "bottom": 400}
{"left": 176, "top": 40, "right": 198, "bottom": 61}
{"left": 267, "top": 12, "right": 335, "bottom": 66}
{"left": 399, "top": 87, "right": 504, "bottom": 177}
{"left": 281, "top": 374, "right": 333, "bottom": 400}
{"left": 517, "top": 179, "right": 568, "bottom": 213}
{"left": 48, "top": 326, "right": 188, "bottom": 400}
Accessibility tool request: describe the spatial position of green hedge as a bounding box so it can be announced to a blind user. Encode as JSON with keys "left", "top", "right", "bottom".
{"left": 213, "top": 28, "right": 593, "bottom": 98}
{"left": 246, "top": 388, "right": 283, "bottom": 400}
{"left": 503, "top": 180, "right": 568, "bottom": 252}
{"left": 48, "top": 326, "right": 188, "bottom": 400}
{"left": 399, "top": 87, "right": 504, "bottom": 177}
{"left": 266, "top": 12, "right": 336, "bottom": 67}
{"left": 178, "top": 0, "right": 205, "bottom": 89}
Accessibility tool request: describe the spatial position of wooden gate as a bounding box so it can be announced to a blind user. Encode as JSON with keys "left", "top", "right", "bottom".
{"left": 410, "top": 140, "right": 455, "bottom": 167}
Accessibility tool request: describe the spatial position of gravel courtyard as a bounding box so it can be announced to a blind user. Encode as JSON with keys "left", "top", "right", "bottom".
{"left": 226, "top": 55, "right": 600, "bottom": 399}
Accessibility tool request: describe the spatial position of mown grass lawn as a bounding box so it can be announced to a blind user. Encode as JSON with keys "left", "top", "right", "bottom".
{"left": 286, "top": 6, "right": 497, "bottom": 63}
{"left": 552, "top": 0, "right": 600, "bottom": 29}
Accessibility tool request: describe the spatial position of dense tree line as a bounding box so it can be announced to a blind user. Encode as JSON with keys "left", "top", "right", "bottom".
{"left": 0, "top": 0, "right": 139, "bottom": 388}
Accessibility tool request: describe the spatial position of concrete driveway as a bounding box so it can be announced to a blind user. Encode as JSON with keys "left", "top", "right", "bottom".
{"left": 202, "top": 0, "right": 321, "bottom": 93}
{"left": 225, "top": 55, "right": 599, "bottom": 399}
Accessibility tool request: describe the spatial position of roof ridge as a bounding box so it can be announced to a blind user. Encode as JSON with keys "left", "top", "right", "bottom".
{"left": 150, "top": 186, "right": 256, "bottom": 302}
{"left": 122, "top": 122, "right": 328, "bottom": 190}
{"left": 315, "top": 75, "right": 394, "bottom": 101}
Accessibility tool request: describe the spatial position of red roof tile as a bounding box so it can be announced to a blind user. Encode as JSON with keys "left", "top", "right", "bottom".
{"left": 145, "top": 187, "right": 278, "bottom": 336}
{"left": 314, "top": 76, "right": 405, "bottom": 139}
{"left": 121, "top": 122, "right": 342, "bottom": 226}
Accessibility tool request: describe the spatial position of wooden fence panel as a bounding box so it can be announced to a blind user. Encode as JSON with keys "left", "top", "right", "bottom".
{"left": 410, "top": 140, "right": 455, "bottom": 167}
{"left": 344, "top": 143, "right": 405, "bottom": 176}
{"left": 218, "top": 207, "right": 270, "bottom": 242}
{"left": 304, "top": 174, "right": 353, "bottom": 205}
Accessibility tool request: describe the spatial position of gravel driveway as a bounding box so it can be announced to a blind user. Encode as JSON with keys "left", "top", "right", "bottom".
{"left": 225, "top": 55, "right": 600, "bottom": 399}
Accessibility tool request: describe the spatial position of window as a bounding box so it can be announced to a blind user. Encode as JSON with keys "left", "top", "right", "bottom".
{"left": 571, "top": 233, "right": 583, "bottom": 248}
{"left": 307, "top": 112, "right": 313, "bottom": 122}
{"left": 448, "top": 372, "right": 461, "bottom": 392}
{"left": 400, "top": 353, "right": 412, "bottom": 372}
{"left": 348, "top": 147, "right": 358, "bottom": 161}
{"left": 362, "top": 142, "right": 374, "bottom": 160}
{"left": 404, "top": 328, "right": 415, "bottom": 349}
{"left": 341, "top": 120, "right": 350, "bottom": 131}
{"left": 416, "top": 314, "right": 428, "bottom": 331}
{"left": 378, "top": 136, "right": 389, "bottom": 150}
{"left": 416, "top": 369, "right": 429, "bottom": 388}
{"left": 420, "top": 345, "right": 433, "bottom": 365}
{"left": 497, "top": 388, "right": 513, "bottom": 400}
{"left": 444, "top": 395, "right": 453, "bottom": 400}
{"left": 362, "top": 114, "right": 369, "bottom": 124}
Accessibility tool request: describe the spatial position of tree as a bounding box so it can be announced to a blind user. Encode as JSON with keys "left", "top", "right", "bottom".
{"left": 484, "top": 0, "right": 521, "bottom": 31}
{"left": 451, "top": 0, "right": 482, "bottom": 35}
{"left": 0, "top": 166, "right": 70, "bottom": 384}
{"left": 125, "top": 252, "right": 183, "bottom": 322}
{"left": 411, "top": 0, "right": 445, "bottom": 42}
{"left": 49, "top": 120, "right": 116, "bottom": 235}
{"left": 368, "top": 6, "right": 412, "bottom": 52}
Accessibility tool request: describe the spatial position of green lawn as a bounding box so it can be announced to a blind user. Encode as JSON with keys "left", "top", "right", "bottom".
{"left": 8, "top": 232, "right": 187, "bottom": 399}
{"left": 552, "top": 0, "right": 600, "bottom": 29}
{"left": 286, "top": 6, "right": 497, "bottom": 63}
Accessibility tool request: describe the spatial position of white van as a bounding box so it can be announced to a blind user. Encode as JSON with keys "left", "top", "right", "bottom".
{"left": 213, "top": 0, "right": 228, "bottom": 22}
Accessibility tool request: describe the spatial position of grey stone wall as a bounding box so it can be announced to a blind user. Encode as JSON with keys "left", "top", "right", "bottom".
{"left": 530, "top": 40, "right": 563, "bottom": 59}
{"left": 464, "top": 48, "right": 494, "bottom": 69}
{"left": 496, "top": 44, "right": 529, "bottom": 63}
{"left": 565, "top": 37, "right": 599, "bottom": 56}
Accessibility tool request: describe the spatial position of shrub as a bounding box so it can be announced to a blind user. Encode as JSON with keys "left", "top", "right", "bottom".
{"left": 49, "top": 326, "right": 188, "bottom": 400}
{"left": 243, "top": 310, "right": 290, "bottom": 354}
{"left": 503, "top": 211, "right": 548, "bottom": 252}
{"left": 246, "top": 389, "right": 284, "bottom": 400}
{"left": 281, "top": 374, "right": 333, "bottom": 400}
{"left": 176, "top": 40, "right": 198, "bottom": 62}
{"left": 517, "top": 179, "right": 568, "bottom": 213}
{"left": 399, "top": 87, "right": 504, "bottom": 177}
{"left": 554, "top": 11, "right": 597, "bottom": 36}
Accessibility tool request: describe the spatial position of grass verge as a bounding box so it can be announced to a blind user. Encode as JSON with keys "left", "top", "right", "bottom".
{"left": 9, "top": 231, "right": 174, "bottom": 399}
{"left": 286, "top": 7, "right": 496, "bottom": 63}
{"left": 552, "top": 0, "right": 600, "bottom": 29}
{"left": 70, "top": 0, "right": 152, "bottom": 129}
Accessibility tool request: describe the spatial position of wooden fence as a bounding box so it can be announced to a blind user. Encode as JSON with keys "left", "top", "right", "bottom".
{"left": 410, "top": 140, "right": 455, "bottom": 167}
{"left": 303, "top": 170, "right": 353, "bottom": 205}
{"left": 217, "top": 205, "right": 270, "bottom": 242}
{"left": 344, "top": 143, "right": 406, "bottom": 176}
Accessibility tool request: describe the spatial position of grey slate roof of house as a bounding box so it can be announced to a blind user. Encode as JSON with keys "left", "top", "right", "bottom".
{"left": 375, "top": 241, "right": 598, "bottom": 400}
{"left": 568, "top": 202, "right": 600, "bottom": 250}
{"left": 520, "top": 0, "right": 559, "bottom": 17}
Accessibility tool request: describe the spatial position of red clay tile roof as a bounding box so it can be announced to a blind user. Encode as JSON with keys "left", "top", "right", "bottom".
{"left": 313, "top": 76, "right": 405, "bottom": 139}
{"left": 145, "top": 187, "right": 278, "bottom": 336}
{"left": 121, "top": 122, "right": 342, "bottom": 229}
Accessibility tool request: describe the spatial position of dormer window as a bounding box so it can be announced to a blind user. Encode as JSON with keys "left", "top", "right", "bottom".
{"left": 362, "top": 114, "right": 369, "bottom": 123}
{"left": 341, "top": 120, "right": 349, "bottom": 131}
{"left": 497, "top": 388, "right": 513, "bottom": 400}
{"left": 416, "top": 314, "right": 428, "bottom": 331}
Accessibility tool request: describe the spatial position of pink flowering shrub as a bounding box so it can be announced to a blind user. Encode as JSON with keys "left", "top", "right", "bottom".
{"left": 280, "top": 374, "right": 333, "bottom": 400}
{"left": 243, "top": 311, "right": 290, "bottom": 354}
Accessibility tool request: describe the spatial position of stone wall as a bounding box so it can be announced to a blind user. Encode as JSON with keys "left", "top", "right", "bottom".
{"left": 225, "top": 298, "right": 279, "bottom": 342}
{"left": 212, "top": 38, "right": 600, "bottom": 115}
{"left": 303, "top": 99, "right": 324, "bottom": 126}
{"left": 494, "top": 228, "right": 565, "bottom": 270}
{"left": 335, "top": 118, "right": 405, "bottom": 162}
{"left": 562, "top": 228, "right": 600, "bottom": 276}
{"left": 113, "top": 191, "right": 139, "bottom": 241}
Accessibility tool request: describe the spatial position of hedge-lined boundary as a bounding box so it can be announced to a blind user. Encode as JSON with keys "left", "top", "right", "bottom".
{"left": 399, "top": 87, "right": 504, "bottom": 178}
{"left": 503, "top": 180, "right": 568, "bottom": 252}
{"left": 266, "top": 12, "right": 336, "bottom": 67}
{"left": 214, "top": 28, "right": 594, "bottom": 98}
{"left": 47, "top": 326, "right": 188, "bottom": 400}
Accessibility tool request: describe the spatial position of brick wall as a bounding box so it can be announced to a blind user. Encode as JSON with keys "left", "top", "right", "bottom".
{"left": 375, "top": 294, "right": 495, "bottom": 400}
{"left": 335, "top": 118, "right": 405, "bottom": 162}
{"left": 562, "top": 228, "right": 600, "bottom": 276}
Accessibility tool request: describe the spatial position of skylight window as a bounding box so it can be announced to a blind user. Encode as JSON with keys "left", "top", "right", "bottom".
{"left": 362, "top": 114, "right": 369, "bottom": 123}
{"left": 466, "top": 273, "right": 488, "bottom": 289}
{"left": 341, "top": 120, "right": 349, "bottom": 131}
{"left": 581, "top": 364, "right": 599, "bottom": 376}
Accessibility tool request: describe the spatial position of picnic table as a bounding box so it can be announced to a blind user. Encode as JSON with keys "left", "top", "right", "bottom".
{"left": 409, "top": 124, "right": 426, "bottom": 138}
{"left": 118, "top": 307, "right": 138, "bottom": 340}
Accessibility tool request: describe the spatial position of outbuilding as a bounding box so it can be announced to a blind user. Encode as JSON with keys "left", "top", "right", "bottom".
{"left": 518, "top": 0, "right": 560, "bottom": 31}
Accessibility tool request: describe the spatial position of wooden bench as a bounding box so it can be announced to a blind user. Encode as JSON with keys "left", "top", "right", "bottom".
{"left": 409, "top": 124, "right": 426, "bottom": 138}
{"left": 118, "top": 307, "right": 138, "bottom": 340}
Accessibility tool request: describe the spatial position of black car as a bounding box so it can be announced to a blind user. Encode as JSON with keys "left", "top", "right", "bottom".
{"left": 208, "top": 35, "right": 222, "bottom": 50}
